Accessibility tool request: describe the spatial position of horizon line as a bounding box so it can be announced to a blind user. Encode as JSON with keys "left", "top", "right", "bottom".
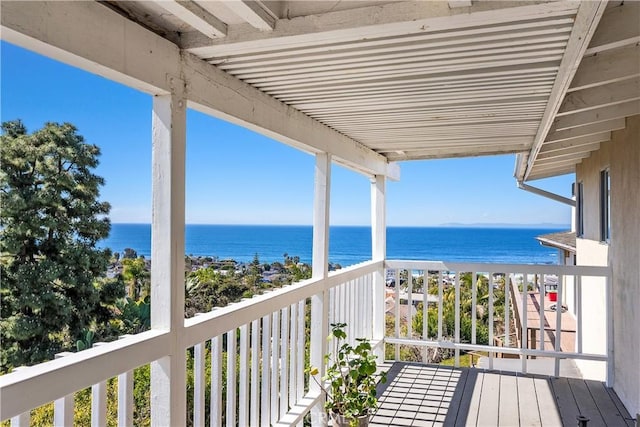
{"left": 109, "top": 222, "right": 571, "bottom": 228}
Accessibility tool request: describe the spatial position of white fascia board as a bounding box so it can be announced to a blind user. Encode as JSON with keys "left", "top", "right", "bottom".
{"left": 0, "top": 1, "right": 396, "bottom": 180}
{"left": 185, "top": 1, "right": 580, "bottom": 55}
{"left": 517, "top": 1, "right": 607, "bottom": 182}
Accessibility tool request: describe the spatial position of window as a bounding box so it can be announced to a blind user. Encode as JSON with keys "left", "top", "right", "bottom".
{"left": 600, "top": 169, "right": 610, "bottom": 242}
{"left": 576, "top": 181, "right": 584, "bottom": 237}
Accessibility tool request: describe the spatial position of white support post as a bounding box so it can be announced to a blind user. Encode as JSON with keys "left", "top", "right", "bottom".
{"left": 54, "top": 352, "right": 75, "bottom": 427}
{"left": 115, "top": 336, "right": 133, "bottom": 427}
{"left": 150, "top": 82, "right": 187, "bottom": 427}
{"left": 310, "top": 153, "right": 331, "bottom": 427}
{"left": 371, "top": 175, "right": 386, "bottom": 361}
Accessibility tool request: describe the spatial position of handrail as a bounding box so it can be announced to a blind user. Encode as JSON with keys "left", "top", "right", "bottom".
{"left": 385, "top": 260, "right": 611, "bottom": 276}
{"left": 183, "top": 260, "right": 381, "bottom": 348}
{"left": 0, "top": 329, "right": 170, "bottom": 420}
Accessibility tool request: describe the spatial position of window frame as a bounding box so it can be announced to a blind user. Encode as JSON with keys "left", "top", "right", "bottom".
{"left": 576, "top": 181, "right": 584, "bottom": 238}
{"left": 600, "top": 168, "right": 610, "bottom": 243}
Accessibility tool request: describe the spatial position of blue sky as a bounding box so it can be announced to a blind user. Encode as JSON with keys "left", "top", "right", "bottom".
{"left": 1, "top": 41, "right": 573, "bottom": 227}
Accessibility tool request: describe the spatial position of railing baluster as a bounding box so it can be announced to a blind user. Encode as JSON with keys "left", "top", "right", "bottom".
{"left": 92, "top": 342, "right": 108, "bottom": 427}
{"left": 454, "top": 272, "right": 460, "bottom": 367}
{"left": 211, "top": 335, "right": 222, "bottom": 426}
{"left": 270, "top": 311, "right": 280, "bottom": 425}
{"left": 554, "top": 276, "right": 563, "bottom": 377}
{"left": 576, "top": 274, "right": 583, "bottom": 353}
{"left": 239, "top": 324, "right": 250, "bottom": 426}
{"left": 539, "top": 275, "right": 545, "bottom": 352}
{"left": 226, "top": 328, "right": 237, "bottom": 427}
{"left": 261, "top": 314, "right": 271, "bottom": 427}
{"left": 504, "top": 273, "right": 511, "bottom": 348}
{"left": 438, "top": 271, "right": 444, "bottom": 341}
{"left": 394, "top": 269, "right": 401, "bottom": 360}
{"left": 280, "top": 307, "right": 290, "bottom": 419}
{"left": 521, "top": 273, "right": 528, "bottom": 375}
{"left": 10, "top": 412, "right": 29, "bottom": 427}
{"left": 296, "top": 300, "right": 305, "bottom": 427}
{"left": 250, "top": 319, "right": 260, "bottom": 426}
{"left": 194, "top": 341, "right": 205, "bottom": 427}
{"left": 407, "top": 269, "right": 413, "bottom": 339}
{"left": 471, "top": 272, "right": 477, "bottom": 345}
{"left": 54, "top": 352, "right": 75, "bottom": 427}
{"left": 288, "top": 304, "right": 298, "bottom": 410}
{"left": 489, "top": 272, "right": 494, "bottom": 370}
{"left": 423, "top": 271, "right": 429, "bottom": 363}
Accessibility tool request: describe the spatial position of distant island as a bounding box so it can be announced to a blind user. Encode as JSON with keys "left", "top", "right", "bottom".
{"left": 438, "top": 222, "right": 569, "bottom": 229}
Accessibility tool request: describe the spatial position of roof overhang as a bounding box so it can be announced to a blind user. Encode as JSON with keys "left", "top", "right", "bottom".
{"left": 516, "top": 1, "right": 640, "bottom": 182}
{"left": 2, "top": 1, "right": 638, "bottom": 181}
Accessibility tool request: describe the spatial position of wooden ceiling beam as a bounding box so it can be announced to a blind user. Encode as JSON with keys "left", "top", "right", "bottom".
{"left": 154, "top": 0, "right": 227, "bottom": 38}
{"left": 185, "top": 1, "right": 579, "bottom": 56}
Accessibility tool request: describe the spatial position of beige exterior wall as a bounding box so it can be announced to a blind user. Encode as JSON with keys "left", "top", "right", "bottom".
{"left": 575, "top": 114, "right": 640, "bottom": 417}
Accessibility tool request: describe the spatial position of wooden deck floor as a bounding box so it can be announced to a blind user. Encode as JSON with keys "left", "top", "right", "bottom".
{"left": 370, "top": 363, "right": 634, "bottom": 427}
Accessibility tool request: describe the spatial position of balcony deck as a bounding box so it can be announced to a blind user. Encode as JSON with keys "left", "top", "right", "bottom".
{"left": 371, "top": 362, "right": 634, "bottom": 427}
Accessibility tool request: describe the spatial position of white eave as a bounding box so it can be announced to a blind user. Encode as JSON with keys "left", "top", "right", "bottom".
{"left": 2, "top": 1, "right": 638, "bottom": 181}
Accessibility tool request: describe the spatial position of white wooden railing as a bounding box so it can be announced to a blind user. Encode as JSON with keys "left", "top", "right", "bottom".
{"left": 384, "top": 261, "right": 612, "bottom": 384}
{"left": 0, "top": 259, "right": 612, "bottom": 425}
{"left": 0, "top": 260, "right": 381, "bottom": 426}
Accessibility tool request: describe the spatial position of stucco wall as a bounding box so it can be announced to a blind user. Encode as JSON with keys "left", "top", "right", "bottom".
{"left": 575, "top": 114, "right": 640, "bottom": 417}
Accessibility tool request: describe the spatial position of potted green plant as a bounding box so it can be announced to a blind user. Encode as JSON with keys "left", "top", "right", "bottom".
{"left": 308, "top": 323, "right": 386, "bottom": 427}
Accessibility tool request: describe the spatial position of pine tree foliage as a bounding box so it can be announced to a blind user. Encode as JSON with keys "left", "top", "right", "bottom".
{"left": 0, "top": 120, "right": 122, "bottom": 372}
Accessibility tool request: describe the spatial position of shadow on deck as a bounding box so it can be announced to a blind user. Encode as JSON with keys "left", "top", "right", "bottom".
{"left": 371, "top": 362, "right": 634, "bottom": 427}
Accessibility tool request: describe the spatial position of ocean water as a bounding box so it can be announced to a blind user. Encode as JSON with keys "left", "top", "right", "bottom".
{"left": 99, "top": 224, "right": 563, "bottom": 266}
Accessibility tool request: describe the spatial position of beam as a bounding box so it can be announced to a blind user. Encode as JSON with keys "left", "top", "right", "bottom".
{"left": 559, "top": 77, "right": 640, "bottom": 115}
{"left": 185, "top": 1, "right": 580, "bottom": 56}
{"left": 584, "top": 1, "right": 640, "bottom": 55}
{"left": 527, "top": 165, "right": 576, "bottom": 181}
{"left": 222, "top": 1, "right": 275, "bottom": 31}
{"left": 554, "top": 100, "right": 640, "bottom": 131}
{"left": 539, "top": 132, "right": 610, "bottom": 153}
{"left": 569, "top": 45, "right": 640, "bottom": 92}
{"left": 535, "top": 151, "right": 592, "bottom": 166}
{"left": 154, "top": 0, "right": 227, "bottom": 38}
{"left": 386, "top": 143, "right": 530, "bottom": 161}
{"left": 533, "top": 157, "right": 583, "bottom": 169}
{"left": 537, "top": 143, "right": 600, "bottom": 160}
{"left": 531, "top": 162, "right": 580, "bottom": 173}
{"left": 0, "top": 1, "right": 397, "bottom": 179}
{"left": 519, "top": 0, "right": 607, "bottom": 181}
{"left": 545, "top": 119, "right": 624, "bottom": 143}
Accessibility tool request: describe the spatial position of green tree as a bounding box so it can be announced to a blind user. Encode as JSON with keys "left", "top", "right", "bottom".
{"left": 122, "top": 257, "right": 149, "bottom": 300}
{"left": 0, "top": 120, "right": 123, "bottom": 372}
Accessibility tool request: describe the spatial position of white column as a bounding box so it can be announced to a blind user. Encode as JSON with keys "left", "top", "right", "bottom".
{"left": 310, "top": 153, "right": 331, "bottom": 426}
{"left": 371, "top": 175, "right": 386, "bottom": 361}
{"left": 150, "top": 78, "right": 187, "bottom": 427}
